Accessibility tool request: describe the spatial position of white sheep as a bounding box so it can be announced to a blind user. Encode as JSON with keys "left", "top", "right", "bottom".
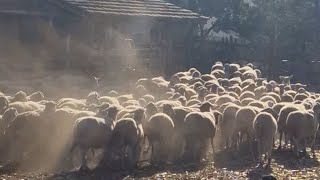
{"left": 253, "top": 112, "right": 277, "bottom": 168}
{"left": 70, "top": 106, "right": 119, "bottom": 171}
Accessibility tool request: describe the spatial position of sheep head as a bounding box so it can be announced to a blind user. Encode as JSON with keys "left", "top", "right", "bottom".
{"left": 162, "top": 104, "right": 175, "bottom": 119}
{"left": 101, "top": 106, "right": 119, "bottom": 122}
{"left": 145, "top": 102, "right": 158, "bottom": 117}
{"left": 261, "top": 107, "right": 278, "bottom": 120}
{"left": 131, "top": 108, "right": 145, "bottom": 124}
{"left": 2, "top": 107, "right": 18, "bottom": 123}
{"left": 312, "top": 103, "right": 320, "bottom": 121}
{"left": 12, "top": 91, "right": 28, "bottom": 102}
{"left": 279, "top": 75, "right": 293, "bottom": 85}
{"left": 44, "top": 101, "right": 57, "bottom": 113}
{"left": 0, "top": 96, "right": 9, "bottom": 114}
{"left": 199, "top": 102, "right": 214, "bottom": 112}
{"left": 29, "top": 91, "right": 45, "bottom": 102}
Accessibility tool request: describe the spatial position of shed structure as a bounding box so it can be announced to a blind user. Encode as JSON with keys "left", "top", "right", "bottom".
{"left": 0, "top": 0, "right": 207, "bottom": 79}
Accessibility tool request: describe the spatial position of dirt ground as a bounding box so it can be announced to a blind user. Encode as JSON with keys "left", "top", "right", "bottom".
{"left": 0, "top": 143, "right": 320, "bottom": 180}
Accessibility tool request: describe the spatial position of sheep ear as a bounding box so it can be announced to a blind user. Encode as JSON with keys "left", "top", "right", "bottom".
{"left": 279, "top": 76, "right": 284, "bottom": 80}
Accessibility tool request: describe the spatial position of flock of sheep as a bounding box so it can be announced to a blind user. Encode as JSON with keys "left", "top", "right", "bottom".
{"left": 0, "top": 61, "right": 319, "bottom": 174}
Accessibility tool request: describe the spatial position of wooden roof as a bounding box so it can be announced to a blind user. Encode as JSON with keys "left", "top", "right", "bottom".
{"left": 54, "top": 0, "right": 207, "bottom": 19}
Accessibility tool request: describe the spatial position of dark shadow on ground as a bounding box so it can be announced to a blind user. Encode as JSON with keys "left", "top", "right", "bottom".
{"left": 214, "top": 142, "right": 256, "bottom": 171}
{"left": 272, "top": 149, "right": 319, "bottom": 170}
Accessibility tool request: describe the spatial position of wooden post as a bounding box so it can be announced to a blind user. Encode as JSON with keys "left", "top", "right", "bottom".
{"left": 65, "top": 33, "right": 71, "bottom": 68}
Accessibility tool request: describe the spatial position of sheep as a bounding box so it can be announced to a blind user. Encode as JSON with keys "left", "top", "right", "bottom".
{"left": 228, "top": 92, "right": 239, "bottom": 100}
{"left": 70, "top": 106, "right": 119, "bottom": 171}
{"left": 262, "top": 92, "right": 281, "bottom": 103}
{"left": 215, "top": 94, "right": 237, "bottom": 106}
{"left": 279, "top": 75, "right": 293, "bottom": 86}
{"left": 144, "top": 112, "right": 175, "bottom": 165}
{"left": 122, "top": 100, "right": 140, "bottom": 108}
{"left": 211, "top": 62, "right": 224, "bottom": 71}
{"left": 58, "top": 100, "right": 86, "bottom": 110}
{"left": 253, "top": 112, "right": 277, "bottom": 168}
{"left": 86, "top": 91, "right": 100, "bottom": 106}
{"left": 286, "top": 103, "right": 320, "bottom": 157}
{"left": 161, "top": 104, "right": 196, "bottom": 161}
{"left": 10, "top": 91, "right": 28, "bottom": 103}
{"left": 191, "top": 70, "right": 201, "bottom": 78}
{"left": 0, "top": 96, "right": 9, "bottom": 114}
{"left": 248, "top": 101, "right": 267, "bottom": 109}
{"left": 240, "top": 91, "right": 256, "bottom": 101}
{"left": 133, "top": 85, "right": 148, "bottom": 99}
{"left": 220, "top": 104, "right": 241, "bottom": 150}
{"left": 230, "top": 71, "right": 242, "bottom": 78}
{"left": 9, "top": 101, "right": 44, "bottom": 114}
{"left": 3, "top": 111, "right": 44, "bottom": 163}
{"left": 241, "top": 98, "right": 255, "bottom": 106}
{"left": 242, "top": 83, "right": 256, "bottom": 92}
{"left": 155, "top": 100, "right": 181, "bottom": 109}
{"left": 142, "top": 94, "right": 155, "bottom": 103}
{"left": 229, "top": 76, "right": 242, "bottom": 85}
{"left": 229, "top": 85, "right": 242, "bottom": 96}
{"left": 138, "top": 98, "right": 147, "bottom": 107}
{"left": 294, "top": 93, "right": 309, "bottom": 101}
{"left": 259, "top": 96, "right": 277, "bottom": 104}
{"left": 99, "top": 96, "right": 120, "bottom": 106}
{"left": 0, "top": 108, "right": 18, "bottom": 135}
{"left": 234, "top": 107, "right": 258, "bottom": 151}
{"left": 107, "top": 90, "right": 119, "bottom": 97}
{"left": 72, "top": 111, "right": 96, "bottom": 120}
{"left": 117, "top": 95, "right": 133, "bottom": 105}
{"left": 291, "top": 83, "right": 307, "bottom": 91}
{"left": 108, "top": 108, "right": 145, "bottom": 170}
{"left": 186, "top": 99, "right": 201, "bottom": 107}
{"left": 277, "top": 104, "right": 306, "bottom": 150}
{"left": 281, "top": 93, "right": 294, "bottom": 102}
{"left": 144, "top": 102, "right": 159, "bottom": 125}
{"left": 254, "top": 86, "right": 266, "bottom": 99}
{"left": 28, "top": 91, "right": 44, "bottom": 102}
{"left": 256, "top": 78, "right": 267, "bottom": 87}
{"left": 242, "top": 69, "right": 258, "bottom": 80}
{"left": 201, "top": 74, "right": 216, "bottom": 82}
{"left": 183, "top": 102, "right": 219, "bottom": 162}
{"left": 211, "top": 69, "right": 225, "bottom": 79}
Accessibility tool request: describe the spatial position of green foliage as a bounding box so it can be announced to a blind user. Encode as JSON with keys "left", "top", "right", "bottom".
{"left": 174, "top": 0, "right": 320, "bottom": 63}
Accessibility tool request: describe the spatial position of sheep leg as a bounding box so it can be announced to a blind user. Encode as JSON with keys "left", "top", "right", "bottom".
{"left": 284, "top": 132, "right": 289, "bottom": 148}
{"left": 150, "top": 141, "right": 156, "bottom": 165}
{"left": 266, "top": 149, "right": 272, "bottom": 168}
{"left": 257, "top": 140, "right": 263, "bottom": 168}
{"left": 302, "top": 139, "right": 307, "bottom": 157}
{"left": 311, "top": 139, "right": 316, "bottom": 159}
{"left": 211, "top": 135, "right": 215, "bottom": 158}
{"left": 278, "top": 131, "right": 283, "bottom": 150}
{"left": 79, "top": 148, "right": 89, "bottom": 172}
